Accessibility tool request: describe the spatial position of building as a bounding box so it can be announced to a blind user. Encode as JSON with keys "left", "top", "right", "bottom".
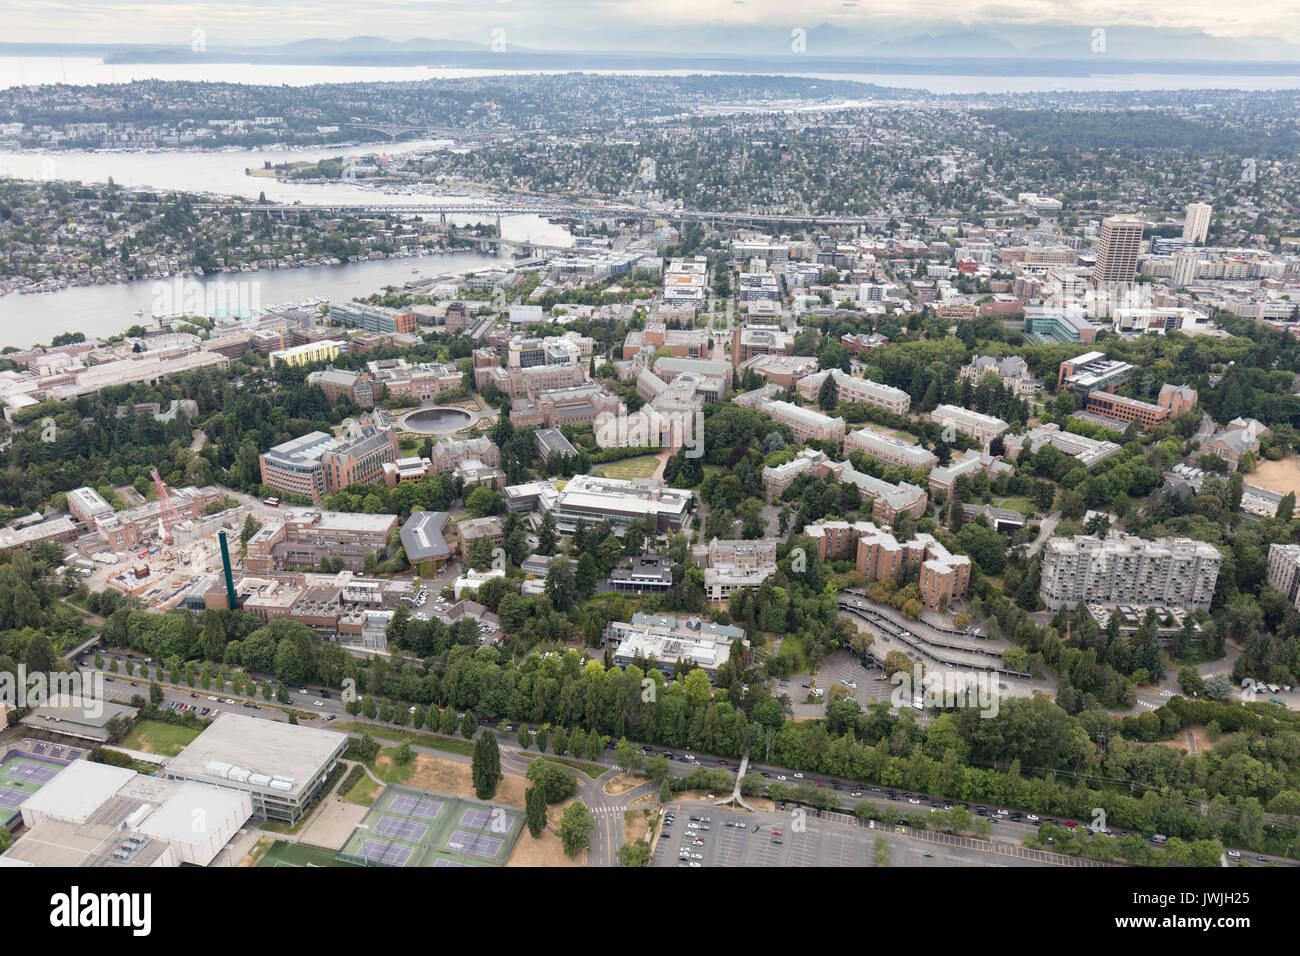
{"left": 1112, "top": 307, "right": 1203, "bottom": 336}
{"left": 803, "top": 520, "right": 971, "bottom": 611}
{"left": 927, "top": 449, "right": 1014, "bottom": 497}
{"left": 1092, "top": 215, "right": 1145, "bottom": 284}
{"left": 307, "top": 366, "right": 375, "bottom": 407}
{"left": 244, "top": 510, "right": 399, "bottom": 573}
{"left": 532, "top": 474, "right": 693, "bottom": 535}
{"left": 83, "top": 485, "right": 226, "bottom": 552}
{"left": 732, "top": 325, "right": 795, "bottom": 368}
{"left": 1004, "top": 423, "right": 1121, "bottom": 469}
{"left": 456, "top": 516, "right": 505, "bottom": 555}
{"left": 764, "top": 400, "right": 846, "bottom": 444}
{"left": 1058, "top": 351, "right": 1135, "bottom": 393}
{"left": 1022, "top": 306, "right": 1100, "bottom": 345}
{"left": 535, "top": 427, "right": 579, "bottom": 463}
{"left": 845, "top": 429, "right": 938, "bottom": 471}
{"left": 959, "top": 355, "right": 1037, "bottom": 397}
{"left": 268, "top": 339, "right": 344, "bottom": 369}
{"left": 1267, "top": 543, "right": 1300, "bottom": 611}
{"left": 162, "top": 712, "right": 348, "bottom": 824}
{"left": 1203, "top": 418, "right": 1269, "bottom": 471}
{"left": 5, "top": 761, "right": 252, "bottom": 868}
{"left": 604, "top": 614, "right": 745, "bottom": 682}
{"left": 259, "top": 412, "right": 398, "bottom": 502}
{"left": 704, "top": 538, "right": 778, "bottom": 601}
{"left": 739, "top": 354, "right": 820, "bottom": 389}
{"left": 1183, "top": 202, "right": 1212, "bottom": 245}
{"left": 1082, "top": 383, "right": 1197, "bottom": 430}
{"left": 929, "top": 405, "right": 1008, "bottom": 445}
{"left": 762, "top": 449, "right": 927, "bottom": 524}
{"left": 398, "top": 511, "right": 452, "bottom": 573}
{"left": 1038, "top": 534, "right": 1222, "bottom": 611}
{"left": 607, "top": 556, "right": 675, "bottom": 594}
{"left": 795, "top": 369, "right": 911, "bottom": 414}
{"left": 328, "top": 302, "right": 417, "bottom": 335}
{"left": 66, "top": 487, "right": 114, "bottom": 524}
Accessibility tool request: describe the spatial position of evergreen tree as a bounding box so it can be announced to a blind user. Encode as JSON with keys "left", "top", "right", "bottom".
{"left": 472, "top": 729, "right": 503, "bottom": 800}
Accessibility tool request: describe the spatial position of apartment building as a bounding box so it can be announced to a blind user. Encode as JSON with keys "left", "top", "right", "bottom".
{"left": 702, "top": 537, "right": 779, "bottom": 601}
{"left": 802, "top": 519, "right": 970, "bottom": 610}
{"left": 929, "top": 405, "right": 1009, "bottom": 444}
{"left": 1038, "top": 534, "right": 1222, "bottom": 611}
{"left": 268, "top": 340, "right": 344, "bottom": 369}
{"left": 1183, "top": 203, "right": 1212, "bottom": 245}
{"left": 763, "top": 450, "right": 927, "bottom": 524}
{"left": 1092, "top": 215, "right": 1145, "bottom": 284}
{"left": 795, "top": 369, "right": 911, "bottom": 415}
{"left": 1267, "top": 543, "right": 1300, "bottom": 611}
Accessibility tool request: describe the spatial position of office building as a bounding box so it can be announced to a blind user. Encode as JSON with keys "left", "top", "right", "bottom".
{"left": 1004, "top": 423, "right": 1121, "bottom": 469}
{"left": 1038, "top": 534, "right": 1222, "bottom": 611}
{"left": 604, "top": 614, "right": 745, "bottom": 682}
{"left": 243, "top": 509, "right": 399, "bottom": 573}
{"left": 531, "top": 474, "right": 693, "bottom": 535}
{"left": 259, "top": 412, "right": 398, "bottom": 502}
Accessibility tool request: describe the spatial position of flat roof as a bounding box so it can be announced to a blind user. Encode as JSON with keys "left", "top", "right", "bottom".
{"left": 166, "top": 712, "right": 347, "bottom": 797}
{"left": 20, "top": 760, "right": 136, "bottom": 825}
{"left": 134, "top": 781, "right": 251, "bottom": 846}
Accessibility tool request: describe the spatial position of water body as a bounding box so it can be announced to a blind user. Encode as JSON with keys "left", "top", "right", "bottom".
{"left": 0, "top": 141, "right": 575, "bottom": 348}
{"left": 0, "top": 251, "right": 514, "bottom": 349}
{"left": 402, "top": 407, "right": 473, "bottom": 435}
{"left": 3, "top": 55, "right": 1300, "bottom": 94}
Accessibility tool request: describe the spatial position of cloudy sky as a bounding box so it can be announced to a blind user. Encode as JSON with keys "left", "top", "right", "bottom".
{"left": 5, "top": 0, "right": 1299, "bottom": 47}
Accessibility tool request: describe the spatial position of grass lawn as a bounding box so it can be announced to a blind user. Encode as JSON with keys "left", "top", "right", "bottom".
{"left": 344, "top": 773, "right": 383, "bottom": 806}
{"left": 992, "top": 497, "right": 1036, "bottom": 516}
{"left": 592, "top": 455, "right": 661, "bottom": 480}
{"left": 119, "top": 719, "right": 201, "bottom": 757}
{"left": 334, "top": 722, "right": 477, "bottom": 757}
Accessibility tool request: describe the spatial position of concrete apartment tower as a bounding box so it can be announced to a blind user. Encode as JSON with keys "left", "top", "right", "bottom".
{"left": 1091, "top": 214, "right": 1145, "bottom": 284}
{"left": 1182, "top": 202, "right": 1212, "bottom": 245}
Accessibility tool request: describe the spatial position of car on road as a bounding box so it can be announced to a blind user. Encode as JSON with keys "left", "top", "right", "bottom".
{"left": 771, "top": 838, "right": 782, "bottom": 845}
{"left": 793, "top": 772, "right": 803, "bottom": 779}
{"left": 693, "top": 839, "right": 704, "bottom": 846}
{"left": 922, "top": 852, "right": 934, "bottom": 858}
{"left": 691, "top": 853, "right": 703, "bottom": 860}
{"left": 207, "top": 696, "right": 217, "bottom": 701}
{"left": 908, "top": 798, "right": 922, "bottom": 804}
{"left": 326, "top": 715, "right": 336, "bottom": 721}
{"left": 1063, "top": 821, "right": 1077, "bottom": 828}
{"left": 776, "top": 775, "right": 787, "bottom": 781}
{"left": 190, "top": 693, "right": 198, "bottom": 699}
{"left": 688, "top": 861, "right": 702, "bottom": 867}
{"left": 684, "top": 754, "right": 695, "bottom": 761}
{"left": 314, "top": 700, "right": 323, "bottom": 706}
{"left": 716, "top": 760, "right": 727, "bottom": 766}
{"left": 771, "top": 828, "right": 783, "bottom": 836}
{"left": 1026, "top": 814, "right": 1039, "bottom": 822}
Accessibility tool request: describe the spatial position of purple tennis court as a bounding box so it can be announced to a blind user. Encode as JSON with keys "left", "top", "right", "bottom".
{"left": 433, "top": 859, "right": 467, "bottom": 867}
{"left": 355, "top": 841, "right": 412, "bottom": 866}
{"left": 375, "top": 817, "right": 428, "bottom": 841}
{"left": 7, "top": 764, "right": 58, "bottom": 783}
{"left": 459, "top": 808, "right": 493, "bottom": 829}
{"left": 0, "top": 787, "right": 30, "bottom": 807}
{"left": 445, "top": 830, "right": 503, "bottom": 858}
{"left": 390, "top": 794, "right": 442, "bottom": 819}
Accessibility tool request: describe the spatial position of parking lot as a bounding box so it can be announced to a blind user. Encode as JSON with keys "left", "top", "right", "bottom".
{"left": 652, "top": 803, "right": 1056, "bottom": 868}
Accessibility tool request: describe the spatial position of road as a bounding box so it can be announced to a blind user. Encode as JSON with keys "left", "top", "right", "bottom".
{"left": 74, "top": 655, "right": 1297, "bottom": 867}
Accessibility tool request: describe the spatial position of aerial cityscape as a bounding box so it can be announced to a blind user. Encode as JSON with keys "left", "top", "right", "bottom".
{"left": 1, "top": 0, "right": 1299, "bottom": 918}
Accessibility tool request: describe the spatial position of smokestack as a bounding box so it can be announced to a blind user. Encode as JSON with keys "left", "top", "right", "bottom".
{"left": 218, "top": 531, "right": 238, "bottom": 610}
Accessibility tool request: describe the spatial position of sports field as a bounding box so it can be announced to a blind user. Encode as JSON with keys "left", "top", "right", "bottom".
{"left": 592, "top": 456, "right": 660, "bottom": 480}
{"left": 338, "top": 784, "right": 524, "bottom": 868}
{"left": 258, "top": 840, "right": 360, "bottom": 868}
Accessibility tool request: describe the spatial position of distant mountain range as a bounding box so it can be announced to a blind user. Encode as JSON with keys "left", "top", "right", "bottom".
{"left": 4, "top": 22, "right": 1300, "bottom": 66}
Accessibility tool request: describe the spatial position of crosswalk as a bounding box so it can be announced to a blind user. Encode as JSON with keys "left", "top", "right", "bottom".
{"left": 590, "top": 805, "right": 628, "bottom": 817}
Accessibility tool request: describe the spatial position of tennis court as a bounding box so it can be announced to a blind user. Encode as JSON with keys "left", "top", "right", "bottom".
{"left": 374, "top": 816, "right": 429, "bottom": 841}
{"left": 337, "top": 784, "right": 524, "bottom": 868}
{"left": 6, "top": 763, "right": 58, "bottom": 783}
{"left": 0, "top": 751, "right": 66, "bottom": 828}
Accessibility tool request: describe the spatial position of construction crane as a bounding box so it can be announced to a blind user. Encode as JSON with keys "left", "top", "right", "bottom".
{"left": 151, "top": 469, "right": 184, "bottom": 543}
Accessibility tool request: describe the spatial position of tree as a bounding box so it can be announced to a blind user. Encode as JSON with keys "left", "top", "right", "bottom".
{"left": 461, "top": 710, "right": 477, "bottom": 738}
{"left": 537, "top": 511, "right": 559, "bottom": 556}
{"left": 471, "top": 729, "right": 502, "bottom": 799}
{"left": 525, "top": 786, "right": 547, "bottom": 837}
{"left": 558, "top": 802, "right": 594, "bottom": 857}
{"left": 545, "top": 556, "right": 576, "bottom": 612}
{"left": 518, "top": 723, "right": 532, "bottom": 749}
{"left": 818, "top": 373, "right": 839, "bottom": 411}
{"left": 618, "top": 842, "right": 651, "bottom": 867}
{"left": 149, "top": 682, "right": 164, "bottom": 706}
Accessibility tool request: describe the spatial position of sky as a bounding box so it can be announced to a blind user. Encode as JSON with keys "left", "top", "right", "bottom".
{"left": 4, "top": 0, "right": 1300, "bottom": 49}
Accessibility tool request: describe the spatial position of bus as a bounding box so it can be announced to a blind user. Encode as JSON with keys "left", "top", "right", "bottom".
{"left": 263, "top": 497, "right": 280, "bottom": 507}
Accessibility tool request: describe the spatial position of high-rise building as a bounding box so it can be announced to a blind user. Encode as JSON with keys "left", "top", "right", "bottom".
{"left": 1038, "top": 534, "right": 1221, "bottom": 611}
{"left": 1182, "top": 202, "right": 1212, "bottom": 245}
{"left": 1091, "top": 215, "right": 1145, "bottom": 284}
{"left": 1172, "top": 248, "right": 1200, "bottom": 287}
